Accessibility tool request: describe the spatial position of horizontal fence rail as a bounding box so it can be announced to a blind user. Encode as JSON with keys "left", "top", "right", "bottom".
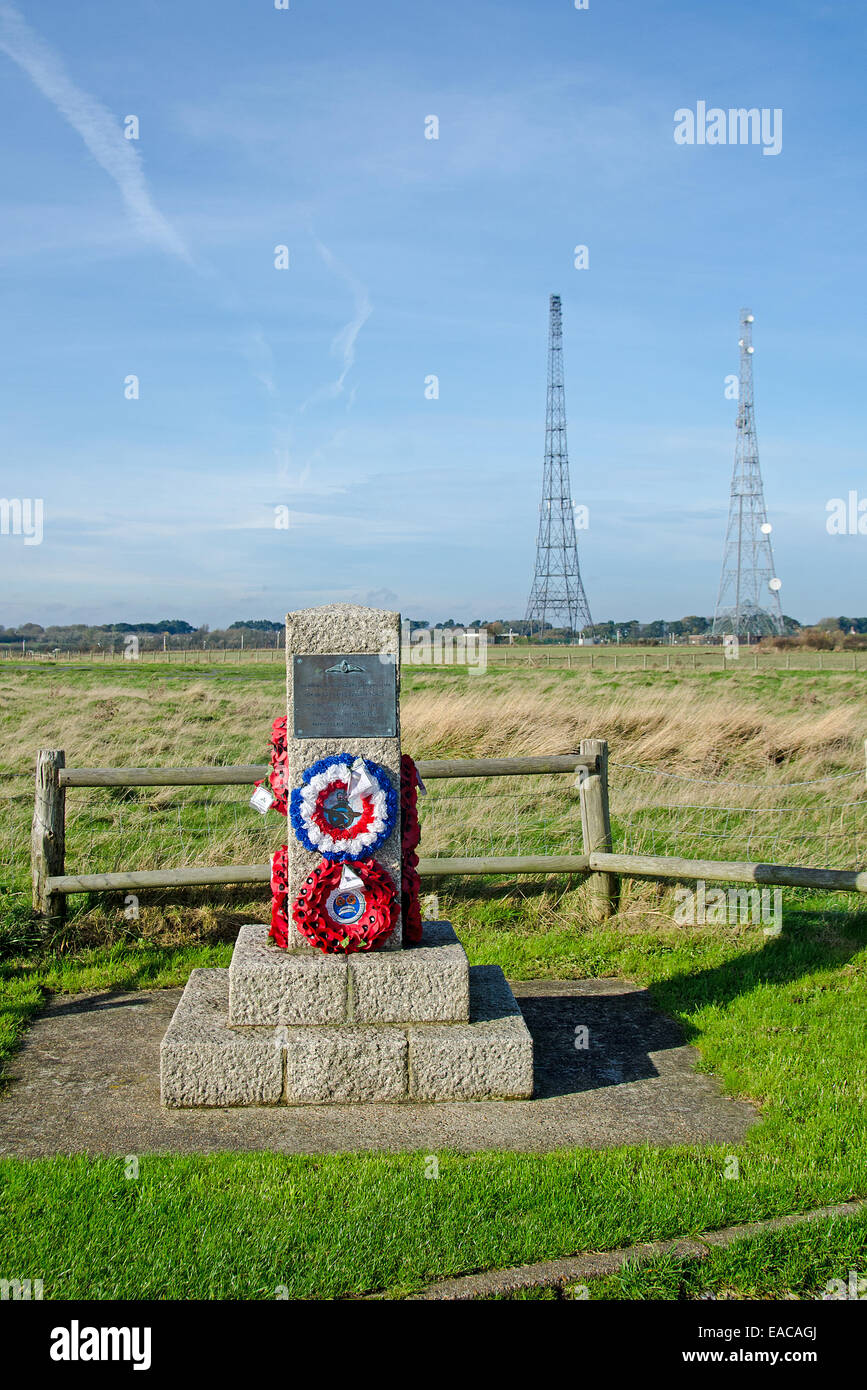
{"left": 45, "top": 854, "right": 596, "bottom": 896}
{"left": 60, "top": 765, "right": 269, "bottom": 788}
{"left": 588, "top": 853, "right": 867, "bottom": 895}
{"left": 417, "top": 854, "right": 593, "bottom": 876}
{"left": 47, "top": 865, "right": 272, "bottom": 893}
{"left": 44, "top": 853, "right": 867, "bottom": 899}
{"left": 57, "top": 754, "right": 598, "bottom": 788}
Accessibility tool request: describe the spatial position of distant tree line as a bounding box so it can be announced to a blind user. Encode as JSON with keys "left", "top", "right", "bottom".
{"left": 0, "top": 619, "right": 285, "bottom": 652}
{"left": 409, "top": 614, "right": 808, "bottom": 644}
{"left": 2, "top": 612, "right": 866, "bottom": 653}
{"left": 759, "top": 616, "right": 867, "bottom": 652}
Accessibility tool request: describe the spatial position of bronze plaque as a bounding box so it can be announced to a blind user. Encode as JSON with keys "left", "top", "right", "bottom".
{"left": 293, "top": 653, "right": 397, "bottom": 738}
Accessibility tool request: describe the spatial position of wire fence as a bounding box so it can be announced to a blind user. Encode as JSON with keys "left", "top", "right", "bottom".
{"left": 1, "top": 789, "right": 32, "bottom": 901}
{"left": 608, "top": 762, "right": 867, "bottom": 870}
{"left": 418, "top": 778, "right": 584, "bottom": 859}
{"left": 1, "top": 645, "right": 864, "bottom": 673}
{"left": 418, "top": 764, "right": 867, "bottom": 869}
{"left": 3, "top": 759, "right": 865, "bottom": 908}
{"left": 1, "top": 783, "right": 278, "bottom": 904}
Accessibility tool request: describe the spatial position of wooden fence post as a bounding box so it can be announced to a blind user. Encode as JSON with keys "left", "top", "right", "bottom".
{"left": 578, "top": 738, "right": 616, "bottom": 918}
{"left": 31, "top": 749, "right": 66, "bottom": 919}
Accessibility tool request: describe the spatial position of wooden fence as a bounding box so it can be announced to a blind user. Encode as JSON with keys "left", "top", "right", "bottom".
{"left": 31, "top": 743, "right": 867, "bottom": 921}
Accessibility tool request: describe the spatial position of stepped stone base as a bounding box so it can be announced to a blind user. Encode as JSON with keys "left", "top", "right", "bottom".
{"left": 286, "top": 1025, "right": 408, "bottom": 1104}
{"left": 160, "top": 970, "right": 285, "bottom": 1108}
{"left": 228, "top": 921, "right": 469, "bottom": 1026}
{"left": 409, "top": 967, "right": 533, "bottom": 1102}
{"left": 161, "top": 941, "right": 533, "bottom": 1107}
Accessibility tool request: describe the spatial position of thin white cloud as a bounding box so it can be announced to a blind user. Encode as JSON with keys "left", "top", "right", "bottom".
{"left": 298, "top": 238, "right": 372, "bottom": 410}
{"left": 0, "top": 3, "right": 190, "bottom": 261}
{"left": 0, "top": 7, "right": 298, "bottom": 447}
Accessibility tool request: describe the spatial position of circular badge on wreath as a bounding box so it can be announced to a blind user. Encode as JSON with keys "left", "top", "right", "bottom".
{"left": 292, "top": 858, "right": 398, "bottom": 953}
{"left": 289, "top": 754, "right": 397, "bottom": 861}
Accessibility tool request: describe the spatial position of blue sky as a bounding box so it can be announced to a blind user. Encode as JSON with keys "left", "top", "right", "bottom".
{"left": 0, "top": 0, "right": 864, "bottom": 628}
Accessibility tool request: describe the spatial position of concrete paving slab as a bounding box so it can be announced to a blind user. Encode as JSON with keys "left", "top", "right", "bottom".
{"left": 0, "top": 979, "right": 757, "bottom": 1157}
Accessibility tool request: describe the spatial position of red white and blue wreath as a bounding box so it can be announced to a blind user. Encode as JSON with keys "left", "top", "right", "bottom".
{"left": 289, "top": 754, "right": 397, "bottom": 861}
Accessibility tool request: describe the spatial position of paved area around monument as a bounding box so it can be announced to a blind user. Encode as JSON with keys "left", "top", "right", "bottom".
{"left": 0, "top": 979, "right": 757, "bottom": 1156}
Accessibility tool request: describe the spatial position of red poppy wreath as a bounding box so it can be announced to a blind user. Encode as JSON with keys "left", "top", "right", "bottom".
{"left": 400, "top": 753, "right": 423, "bottom": 944}
{"left": 291, "top": 858, "right": 399, "bottom": 954}
{"left": 269, "top": 843, "right": 290, "bottom": 947}
{"left": 253, "top": 715, "right": 289, "bottom": 816}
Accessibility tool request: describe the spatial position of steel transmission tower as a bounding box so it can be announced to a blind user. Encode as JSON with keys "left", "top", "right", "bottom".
{"left": 712, "top": 309, "right": 784, "bottom": 639}
{"left": 525, "top": 294, "right": 594, "bottom": 639}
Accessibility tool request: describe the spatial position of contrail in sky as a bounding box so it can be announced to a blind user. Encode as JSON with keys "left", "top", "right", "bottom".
{"left": 0, "top": 5, "right": 369, "bottom": 493}
{"left": 0, "top": 2, "right": 190, "bottom": 261}
{"left": 311, "top": 237, "right": 372, "bottom": 401}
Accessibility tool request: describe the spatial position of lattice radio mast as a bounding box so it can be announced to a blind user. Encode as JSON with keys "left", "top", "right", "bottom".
{"left": 712, "top": 309, "right": 784, "bottom": 639}
{"left": 525, "top": 294, "right": 594, "bottom": 639}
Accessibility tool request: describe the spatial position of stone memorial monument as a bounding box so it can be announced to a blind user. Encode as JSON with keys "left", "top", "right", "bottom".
{"left": 160, "top": 603, "right": 534, "bottom": 1106}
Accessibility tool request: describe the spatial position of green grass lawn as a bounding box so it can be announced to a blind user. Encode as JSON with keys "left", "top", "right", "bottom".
{"left": 584, "top": 1210, "right": 867, "bottom": 1301}
{"left": 1, "top": 888, "right": 865, "bottom": 1300}
{"left": 492, "top": 1209, "right": 867, "bottom": 1300}
{"left": 1, "top": 662, "right": 864, "bottom": 1298}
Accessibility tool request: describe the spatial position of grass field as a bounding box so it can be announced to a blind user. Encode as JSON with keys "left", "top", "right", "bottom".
{"left": 0, "top": 661, "right": 865, "bottom": 1299}
{"left": 3, "top": 641, "right": 863, "bottom": 673}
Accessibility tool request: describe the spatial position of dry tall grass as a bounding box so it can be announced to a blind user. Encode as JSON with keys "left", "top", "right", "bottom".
{"left": 1, "top": 667, "right": 864, "bottom": 891}
{"left": 402, "top": 675, "right": 862, "bottom": 781}
{"left": 2, "top": 668, "right": 862, "bottom": 779}
{"left": 403, "top": 674, "right": 866, "bottom": 867}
